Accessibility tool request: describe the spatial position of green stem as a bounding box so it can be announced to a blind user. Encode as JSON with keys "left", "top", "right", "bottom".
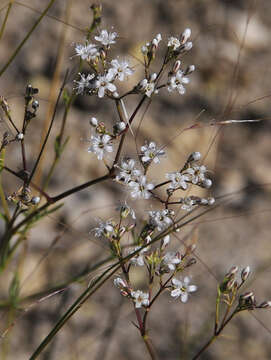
{"left": 0, "top": 0, "right": 56, "bottom": 77}
{"left": 29, "top": 259, "right": 122, "bottom": 359}
{"left": 192, "top": 310, "right": 238, "bottom": 359}
{"left": 0, "top": 1, "right": 14, "bottom": 41}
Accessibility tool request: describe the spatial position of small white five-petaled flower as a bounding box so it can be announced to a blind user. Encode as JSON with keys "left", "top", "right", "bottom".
{"left": 149, "top": 209, "right": 172, "bottom": 231}
{"left": 162, "top": 252, "right": 181, "bottom": 271}
{"left": 108, "top": 59, "right": 134, "bottom": 81}
{"left": 115, "top": 159, "right": 141, "bottom": 184}
{"left": 95, "top": 73, "right": 117, "bottom": 98}
{"left": 74, "top": 42, "right": 99, "bottom": 61}
{"left": 167, "top": 36, "right": 181, "bottom": 50}
{"left": 139, "top": 73, "right": 158, "bottom": 97}
{"left": 141, "top": 141, "right": 165, "bottom": 164}
{"left": 93, "top": 220, "right": 114, "bottom": 237}
{"left": 88, "top": 134, "right": 113, "bottom": 160}
{"left": 128, "top": 175, "right": 154, "bottom": 200}
{"left": 95, "top": 29, "right": 118, "bottom": 46}
{"left": 166, "top": 172, "right": 190, "bottom": 190}
{"left": 168, "top": 70, "right": 190, "bottom": 95}
{"left": 171, "top": 276, "right": 197, "bottom": 303}
{"left": 131, "top": 290, "right": 150, "bottom": 308}
{"left": 73, "top": 73, "right": 95, "bottom": 94}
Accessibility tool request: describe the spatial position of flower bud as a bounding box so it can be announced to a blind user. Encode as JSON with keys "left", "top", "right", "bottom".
{"left": 16, "top": 133, "right": 24, "bottom": 141}
{"left": 118, "top": 226, "right": 126, "bottom": 237}
{"left": 32, "top": 100, "right": 39, "bottom": 110}
{"left": 173, "top": 60, "right": 181, "bottom": 74}
{"left": 127, "top": 223, "right": 136, "bottom": 232}
{"left": 90, "top": 117, "right": 98, "bottom": 127}
{"left": 186, "top": 257, "right": 197, "bottom": 267}
{"left": 186, "top": 65, "right": 195, "bottom": 74}
{"left": 240, "top": 291, "right": 255, "bottom": 301}
{"left": 161, "top": 235, "right": 170, "bottom": 249}
{"left": 150, "top": 73, "right": 157, "bottom": 82}
{"left": 225, "top": 266, "right": 239, "bottom": 278}
{"left": 114, "top": 277, "right": 126, "bottom": 288}
{"left": 208, "top": 197, "right": 215, "bottom": 205}
{"left": 180, "top": 28, "right": 191, "bottom": 44}
{"left": 188, "top": 151, "right": 201, "bottom": 162}
{"left": 202, "top": 178, "right": 212, "bottom": 189}
{"left": 259, "top": 301, "right": 271, "bottom": 309}
{"left": 241, "top": 266, "right": 251, "bottom": 281}
{"left": 226, "top": 278, "right": 236, "bottom": 291}
{"left": 184, "top": 42, "right": 193, "bottom": 51}
{"left": 31, "top": 196, "right": 40, "bottom": 205}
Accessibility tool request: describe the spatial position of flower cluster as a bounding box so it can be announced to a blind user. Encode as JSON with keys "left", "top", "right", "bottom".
{"left": 77, "top": 23, "right": 216, "bottom": 338}
{"left": 73, "top": 29, "right": 133, "bottom": 97}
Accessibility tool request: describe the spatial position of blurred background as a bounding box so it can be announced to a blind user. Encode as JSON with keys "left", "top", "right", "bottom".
{"left": 0, "top": 0, "right": 271, "bottom": 359}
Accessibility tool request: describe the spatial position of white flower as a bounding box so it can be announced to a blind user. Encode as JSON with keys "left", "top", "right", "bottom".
{"left": 74, "top": 42, "right": 99, "bottom": 61}
{"left": 152, "top": 33, "right": 162, "bottom": 47}
{"left": 114, "top": 277, "right": 126, "bottom": 288}
{"left": 115, "top": 159, "right": 141, "bottom": 184}
{"left": 168, "top": 36, "right": 181, "bottom": 50}
{"left": 88, "top": 134, "right": 113, "bottom": 160}
{"left": 118, "top": 202, "right": 136, "bottom": 220}
{"left": 90, "top": 117, "right": 98, "bottom": 127}
{"left": 108, "top": 59, "right": 134, "bottom": 81}
{"left": 185, "top": 165, "right": 207, "bottom": 185}
{"left": 94, "top": 220, "right": 114, "bottom": 237}
{"left": 73, "top": 73, "right": 95, "bottom": 94}
{"left": 171, "top": 276, "right": 197, "bottom": 303}
{"left": 166, "top": 172, "right": 190, "bottom": 190}
{"left": 128, "top": 175, "right": 154, "bottom": 200}
{"left": 129, "top": 245, "right": 148, "bottom": 266}
{"left": 149, "top": 209, "right": 172, "bottom": 231}
{"left": 162, "top": 235, "right": 170, "bottom": 249}
{"left": 139, "top": 73, "right": 158, "bottom": 97}
{"left": 131, "top": 290, "right": 150, "bottom": 308}
{"left": 181, "top": 28, "right": 191, "bottom": 44}
{"left": 168, "top": 70, "right": 190, "bottom": 95}
{"left": 95, "top": 29, "right": 117, "bottom": 46}
{"left": 181, "top": 197, "right": 196, "bottom": 212}
{"left": 141, "top": 141, "right": 165, "bottom": 164}
{"left": 95, "top": 72, "right": 117, "bottom": 98}
{"left": 162, "top": 252, "right": 181, "bottom": 271}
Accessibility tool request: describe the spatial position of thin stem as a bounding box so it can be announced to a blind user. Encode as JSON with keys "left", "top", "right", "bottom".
{"left": 112, "top": 95, "right": 146, "bottom": 168}
{"left": 0, "top": 0, "right": 56, "bottom": 77}
{"left": 29, "top": 259, "right": 122, "bottom": 359}
{"left": 215, "top": 290, "right": 220, "bottom": 334}
{"left": 20, "top": 140, "right": 27, "bottom": 172}
{"left": 0, "top": 150, "right": 10, "bottom": 221}
{"left": 192, "top": 309, "right": 238, "bottom": 359}
{"left": 28, "top": 71, "right": 69, "bottom": 185}
{"left": 192, "top": 335, "right": 217, "bottom": 360}
{"left": 51, "top": 173, "right": 111, "bottom": 203}
{"left": 0, "top": 1, "right": 14, "bottom": 41}
{"left": 142, "top": 334, "right": 157, "bottom": 360}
